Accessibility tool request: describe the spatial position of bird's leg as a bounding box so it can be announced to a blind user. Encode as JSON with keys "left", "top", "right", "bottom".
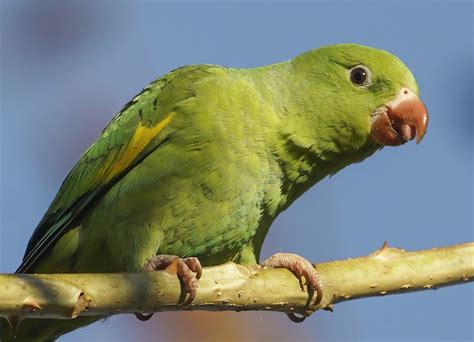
{"left": 135, "top": 255, "right": 203, "bottom": 321}
{"left": 261, "top": 252, "right": 322, "bottom": 323}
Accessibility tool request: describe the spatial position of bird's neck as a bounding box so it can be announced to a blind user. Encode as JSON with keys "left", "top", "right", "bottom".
{"left": 273, "top": 133, "right": 378, "bottom": 212}
{"left": 247, "top": 62, "right": 379, "bottom": 212}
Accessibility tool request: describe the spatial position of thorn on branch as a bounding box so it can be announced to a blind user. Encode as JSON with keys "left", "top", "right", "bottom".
{"left": 72, "top": 292, "right": 95, "bottom": 318}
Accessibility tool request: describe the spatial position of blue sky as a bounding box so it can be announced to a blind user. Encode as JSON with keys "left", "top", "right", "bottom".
{"left": 1, "top": 1, "right": 472, "bottom": 340}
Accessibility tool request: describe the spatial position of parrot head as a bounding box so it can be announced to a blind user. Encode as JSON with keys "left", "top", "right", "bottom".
{"left": 290, "top": 44, "right": 429, "bottom": 149}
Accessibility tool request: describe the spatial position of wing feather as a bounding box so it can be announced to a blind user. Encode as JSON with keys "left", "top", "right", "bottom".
{"left": 17, "top": 65, "right": 217, "bottom": 272}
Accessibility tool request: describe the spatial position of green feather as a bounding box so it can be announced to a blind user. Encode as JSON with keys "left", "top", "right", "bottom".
{"left": 5, "top": 44, "right": 421, "bottom": 340}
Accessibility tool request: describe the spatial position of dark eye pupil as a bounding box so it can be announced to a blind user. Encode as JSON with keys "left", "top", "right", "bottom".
{"left": 350, "top": 67, "right": 367, "bottom": 85}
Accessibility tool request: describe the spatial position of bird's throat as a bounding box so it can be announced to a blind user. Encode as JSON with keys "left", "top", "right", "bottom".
{"left": 274, "top": 131, "right": 379, "bottom": 212}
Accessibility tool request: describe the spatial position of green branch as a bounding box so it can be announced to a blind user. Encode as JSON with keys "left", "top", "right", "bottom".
{"left": 0, "top": 242, "right": 472, "bottom": 326}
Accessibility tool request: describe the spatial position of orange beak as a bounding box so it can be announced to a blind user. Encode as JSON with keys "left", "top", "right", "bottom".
{"left": 370, "top": 88, "right": 429, "bottom": 146}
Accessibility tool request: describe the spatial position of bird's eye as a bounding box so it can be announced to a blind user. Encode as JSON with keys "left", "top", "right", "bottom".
{"left": 349, "top": 66, "right": 370, "bottom": 86}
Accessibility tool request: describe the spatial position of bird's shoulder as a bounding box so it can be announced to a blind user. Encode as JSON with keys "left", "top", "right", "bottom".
{"left": 18, "top": 64, "right": 225, "bottom": 272}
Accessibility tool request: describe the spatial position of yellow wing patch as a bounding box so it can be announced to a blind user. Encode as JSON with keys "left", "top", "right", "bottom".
{"left": 103, "top": 112, "right": 176, "bottom": 182}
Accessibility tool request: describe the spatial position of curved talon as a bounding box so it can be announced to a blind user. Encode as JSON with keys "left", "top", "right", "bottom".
{"left": 182, "top": 284, "right": 197, "bottom": 306}
{"left": 135, "top": 312, "right": 153, "bottom": 321}
{"left": 313, "top": 279, "right": 323, "bottom": 306}
{"left": 287, "top": 312, "right": 307, "bottom": 323}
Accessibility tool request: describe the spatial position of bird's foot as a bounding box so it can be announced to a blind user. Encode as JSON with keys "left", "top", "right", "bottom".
{"left": 261, "top": 252, "right": 322, "bottom": 323}
{"left": 135, "top": 255, "right": 203, "bottom": 321}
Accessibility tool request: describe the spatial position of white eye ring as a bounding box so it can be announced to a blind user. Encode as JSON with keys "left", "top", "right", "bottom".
{"left": 349, "top": 65, "right": 371, "bottom": 86}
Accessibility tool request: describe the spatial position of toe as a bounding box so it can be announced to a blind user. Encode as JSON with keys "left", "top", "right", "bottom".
{"left": 142, "top": 254, "right": 202, "bottom": 306}
{"left": 262, "top": 252, "right": 322, "bottom": 306}
{"left": 176, "top": 259, "right": 200, "bottom": 305}
{"left": 184, "top": 257, "right": 203, "bottom": 279}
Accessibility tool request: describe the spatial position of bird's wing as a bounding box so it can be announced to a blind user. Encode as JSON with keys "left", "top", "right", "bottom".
{"left": 17, "top": 65, "right": 219, "bottom": 273}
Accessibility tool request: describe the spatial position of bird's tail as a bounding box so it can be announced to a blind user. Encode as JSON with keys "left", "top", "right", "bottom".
{"left": 0, "top": 316, "right": 102, "bottom": 341}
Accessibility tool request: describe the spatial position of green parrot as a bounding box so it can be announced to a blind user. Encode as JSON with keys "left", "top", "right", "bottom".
{"left": 1, "top": 43, "right": 428, "bottom": 341}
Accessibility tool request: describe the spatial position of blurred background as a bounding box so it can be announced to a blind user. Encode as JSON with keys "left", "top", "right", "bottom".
{"left": 0, "top": 0, "right": 472, "bottom": 341}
